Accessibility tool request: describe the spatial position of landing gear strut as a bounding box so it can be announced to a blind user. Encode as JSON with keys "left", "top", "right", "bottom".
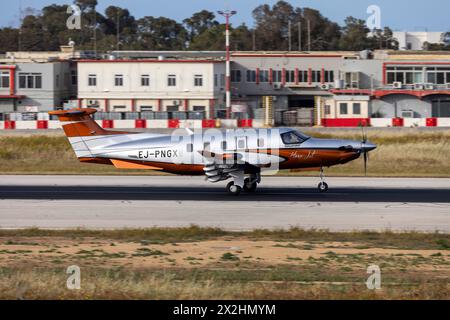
{"left": 227, "top": 172, "right": 260, "bottom": 195}
{"left": 318, "top": 167, "right": 329, "bottom": 193}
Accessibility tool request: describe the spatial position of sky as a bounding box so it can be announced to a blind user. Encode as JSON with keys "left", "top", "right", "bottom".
{"left": 2, "top": 0, "right": 450, "bottom": 31}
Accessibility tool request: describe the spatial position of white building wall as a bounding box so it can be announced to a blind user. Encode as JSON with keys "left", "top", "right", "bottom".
{"left": 393, "top": 32, "right": 444, "bottom": 50}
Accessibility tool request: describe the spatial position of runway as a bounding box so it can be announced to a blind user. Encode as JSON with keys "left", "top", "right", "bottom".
{"left": 0, "top": 176, "right": 449, "bottom": 232}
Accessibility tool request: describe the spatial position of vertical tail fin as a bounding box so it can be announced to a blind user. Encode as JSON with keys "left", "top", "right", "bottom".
{"left": 49, "top": 108, "right": 129, "bottom": 162}
{"left": 49, "top": 108, "right": 127, "bottom": 137}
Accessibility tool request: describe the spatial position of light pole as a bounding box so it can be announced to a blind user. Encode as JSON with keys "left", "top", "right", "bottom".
{"left": 218, "top": 10, "right": 237, "bottom": 119}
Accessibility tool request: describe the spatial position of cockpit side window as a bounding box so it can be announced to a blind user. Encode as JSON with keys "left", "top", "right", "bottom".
{"left": 281, "top": 131, "right": 309, "bottom": 145}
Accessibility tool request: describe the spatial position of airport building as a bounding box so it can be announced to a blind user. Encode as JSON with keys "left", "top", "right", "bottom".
{"left": 0, "top": 46, "right": 79, "bottom": 114}
{"left": 1, "top": 47, "right": 450, "bottom": 128}
{"left": 77, "top": 56, "right": 225, "bottom": 119}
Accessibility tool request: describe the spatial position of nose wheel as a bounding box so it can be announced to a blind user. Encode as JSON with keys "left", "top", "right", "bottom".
{"left": 318, "top": 182, "right": 329, "bottom": 193}
{"left": 318, "top": 167, "right": 329, "bottom": 193}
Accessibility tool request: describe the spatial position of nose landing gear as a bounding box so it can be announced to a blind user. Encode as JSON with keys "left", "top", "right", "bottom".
{"left": 318, "top": 167, "right": 329, "bottom": 193}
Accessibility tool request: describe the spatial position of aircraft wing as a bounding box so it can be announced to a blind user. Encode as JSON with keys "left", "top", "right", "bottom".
{"left": 198, "top": 149, "right": 284, "bottom": 183}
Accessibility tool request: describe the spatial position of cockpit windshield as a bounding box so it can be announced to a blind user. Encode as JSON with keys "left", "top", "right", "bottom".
{"left": 281, "top": 130, "right": 310, "bottom": 145}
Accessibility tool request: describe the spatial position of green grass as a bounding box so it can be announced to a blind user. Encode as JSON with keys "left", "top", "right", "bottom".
{"left": 1, "top": 226, "right": 449, "bottom": 250}
{"left": 0, "top": 266, "right": 447, "bottom": 300}
{"left": 0, "top": 129, "right": 449, "bottom": 176}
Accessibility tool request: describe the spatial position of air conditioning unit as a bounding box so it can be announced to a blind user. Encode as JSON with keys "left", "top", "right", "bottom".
{"left": 401, "top": 110, "right": 414, "bottom": 118}
{"left": 273, "top": 84, "right": 282, "bottom": 90}
{"left": 320, "top": 83, "right": 330, "bottom": 90}
{"left": 414, "top": 83, "right": 424, "bottom": 90}
{"left": 393, "top": 82, "right": 403, "bottom": 89}
{"left": 425, "top": 83, "right": 434, "bottom": 90}
{"left": 87, "top": 100, "right": 99, "bottom": 106}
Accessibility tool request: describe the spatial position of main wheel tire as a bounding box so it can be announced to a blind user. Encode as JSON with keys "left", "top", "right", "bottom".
{"left": 243, "top": 178, "right": 258, "bottom": 192}
{"left": 226, "top": 182, "right": 242, "bottom": 196}
{"left": 318, "top": 182, "right": 329, "bottom": 193}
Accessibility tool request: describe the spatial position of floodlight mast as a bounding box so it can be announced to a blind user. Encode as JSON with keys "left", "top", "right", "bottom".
{"left": 218, "top": 10, "right": 237, "bottom": 119}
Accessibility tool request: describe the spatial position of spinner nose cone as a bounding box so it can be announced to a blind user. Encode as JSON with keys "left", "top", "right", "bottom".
{"left": 363, "top": 142, "right": 377, "bottom": 152}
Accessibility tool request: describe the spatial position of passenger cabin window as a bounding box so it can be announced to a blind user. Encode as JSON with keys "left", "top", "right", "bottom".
{"left": 221, "top": 141, "right": 227, "bottom": 150}
{"left": 257, "top": 138, "right": 265, "bottom": 147}
{"left": 281, "top": 131, "right": 309, "bottom": 145}
{"left": 187, "top": 143, "right": 193, "bottom": 153}
{"left": 203, "top": 142, "right": 211, "bottom": 150}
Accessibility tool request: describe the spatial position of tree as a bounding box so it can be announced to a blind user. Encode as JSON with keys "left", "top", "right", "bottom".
{"left": 101, "top": 6, "right": 137, "bottom": 49}
{"left": 339, "top": 16, "right": 375, "bottom": 51}
{"left": 371, "top": 27, "right": 399, "bottom": 50}
{"left": 183, "top": 10, "right": 218, "bottom": 41}
{"left": 136, "top": 16, "right": 188, "bottom": 50}
{"left": 41, "top": 4, "right": 71, "bottom": 50}
{"left": 252, "top": 1, "right": 342, "bottom": 51}
{"left": 20, "top": 15, "right": 46, "bottom": 51}
{"left": 252, "top": 1, "right": 297, "bottom": 51}
{"left": 0, "top": 28, "right": 19, "bottom": 53}
{"left": 231, "top": 24, "right": 254, "bottom": 51}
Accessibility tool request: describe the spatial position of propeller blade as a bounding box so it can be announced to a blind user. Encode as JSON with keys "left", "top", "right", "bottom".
{"left": 364, "top": 150, "right": 368, "bottom": 176}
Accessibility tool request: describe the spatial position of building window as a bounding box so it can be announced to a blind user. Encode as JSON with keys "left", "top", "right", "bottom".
{"left": 286, "top": 70, "right": 295, "bottom": 83}
{"left": 324, "top": 71, "right": 334, "bottom": 83}
{"left": 220, "top": 74, "right": 225, "bottom": 87}
{"left": 259, "top": 70, "right": 269, "bottom": 83}
{"left": 71, "top": 70, "right": 77, "bottom": 86}
{"left": 0, "top": 71, "right": 9, "bottom": 88}
{"left": 312, "top": 71, "right": 321, "bottom": 83}
{"left": 221, "top": 141, "right": 227, "bottom": 150}
{"left": 168, "top": 74, "right": 177, "bottom": 87}
{"left": 246, "top": 70, "right": 256, "bottom": 82}
{"left": 19, "top": 73, "right": 42, "bottom": 89}
{"left": 339, "top": 103, "right": 348, "bottom": 115}
{"left": 141, "top": 74, "right": 150, "bottom": 86}
{"left": 257, "top": 138, "right": 265, "bottom": 147}
{"left": 299, "top": 70, "right": 308, "bottom": 82}
{"left": 325, "top": 105, "right": 331, "bottom": 115}
{"left": 194, "top": 74, "right": 203, "bottom": 87}
{"left": 88, "top": 74, "right": 96, "bottom": 87}
{"left": 55, "top": 74, "right": 60, "bottom": 88}
{"left": 140, "top": 106, "right": 153, "bottom": 112}
{"left": 231, "top": 70, "right": 241, "bottom": 82}
{"left": 353, "top": 103, "right": 361, "bottom": 115}
{"left": 214, "top": 74, "right": 218, "bottom": 87}
{"left": 272, "top": 70, "right": 282, "bottom": 83}
{"left": 115, "top": 74, "right": 124, "bottom": 87}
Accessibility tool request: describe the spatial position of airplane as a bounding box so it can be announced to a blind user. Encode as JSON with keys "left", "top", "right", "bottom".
{"left": 49, "top": 108, "right": 377, "bottom": 195}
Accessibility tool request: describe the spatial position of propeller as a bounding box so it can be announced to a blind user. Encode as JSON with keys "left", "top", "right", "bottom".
{"left": 361, "top": 125, "right": 369, "bottom": 176}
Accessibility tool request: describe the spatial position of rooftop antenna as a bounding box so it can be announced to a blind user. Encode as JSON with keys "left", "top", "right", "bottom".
{"left": 116, "top": 10, "right": 120, "bottom": 51}
{"left": 298, "top": 22, "right": 302, "bottom": 51}
{"left": 93, "top": 5, "right": 97, "bottom": 58}
{"left": 288, "top": 20, "right": 292, "bottom": 51}
{"left": 218, "top": 9, "right": 237, "bottom": 120}
{"left": 18, "top": 0, "right": 23, "bottom": 51}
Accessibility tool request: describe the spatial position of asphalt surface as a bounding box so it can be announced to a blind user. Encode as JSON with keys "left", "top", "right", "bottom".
{"left": 0, "top": 176, "right": 449, "bottom": 232}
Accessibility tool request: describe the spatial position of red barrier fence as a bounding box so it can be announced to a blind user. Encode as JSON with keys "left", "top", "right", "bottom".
{"left": 322, "top": 118, "right": 370, "bottom": 127}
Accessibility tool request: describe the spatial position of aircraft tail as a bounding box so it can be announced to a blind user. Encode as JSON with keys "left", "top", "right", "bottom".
{"left": 49, "top": 108, "right": 129, "bottom": 161}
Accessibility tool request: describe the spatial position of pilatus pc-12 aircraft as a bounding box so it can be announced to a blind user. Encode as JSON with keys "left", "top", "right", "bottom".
{"left": 50, "top": 108, "right": 376, "bottom": 195}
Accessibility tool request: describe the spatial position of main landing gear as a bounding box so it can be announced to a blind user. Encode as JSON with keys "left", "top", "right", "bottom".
{"left": 226, "top": 172, "right": 260, "bottom": 196}
{"left": 318, "top": 167, "right": 329, "bottom": 193}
